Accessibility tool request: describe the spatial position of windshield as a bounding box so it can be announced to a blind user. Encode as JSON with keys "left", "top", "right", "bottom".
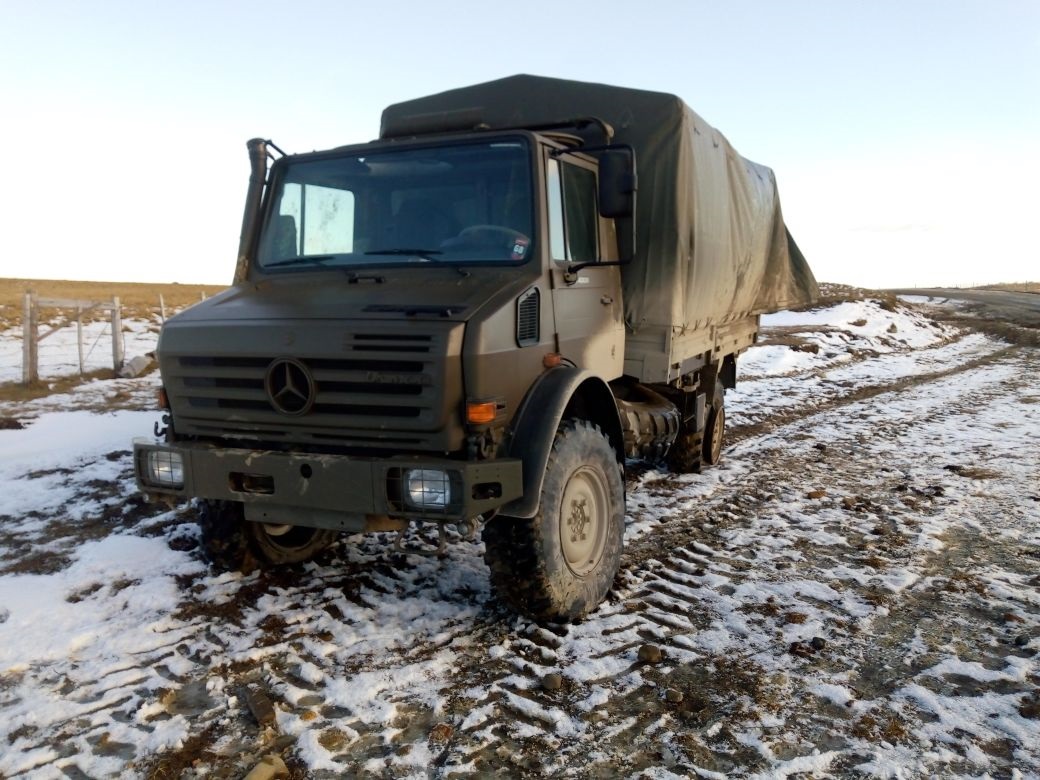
{"left": 257, "top": 138, "right": 534, "bottom": 271}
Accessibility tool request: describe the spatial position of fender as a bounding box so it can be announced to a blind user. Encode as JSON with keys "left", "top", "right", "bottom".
{"left": 499, "top": 366, "right": 624, "bottom": 518}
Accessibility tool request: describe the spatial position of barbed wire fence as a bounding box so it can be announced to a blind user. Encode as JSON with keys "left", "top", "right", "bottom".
{"left": 21, "top": 293, "right": 123, "bottom": 386}
{"left": 17, "top": 290, "right": 208, "bottom": 386}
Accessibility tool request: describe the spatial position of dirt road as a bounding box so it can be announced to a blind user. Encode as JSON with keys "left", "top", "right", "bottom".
{"left": 892, "top": 288, "right": 1040, "bottom": 329}
{"left": 1, "top": 302, "right": 1038, "bottom": 778}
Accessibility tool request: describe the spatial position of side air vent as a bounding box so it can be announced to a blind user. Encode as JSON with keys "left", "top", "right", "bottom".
{"left": 516, "top": 287, "right": 540, "bottom": 347}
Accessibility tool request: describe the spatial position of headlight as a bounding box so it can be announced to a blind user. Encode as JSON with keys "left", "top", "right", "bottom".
{"left": 404, "top": 468, "right": 451, "bottom": 509}
{"left": 146, "top": 450, "right": 184, "bottom": 488}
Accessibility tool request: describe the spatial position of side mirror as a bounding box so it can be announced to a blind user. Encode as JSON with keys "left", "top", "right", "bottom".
{"left": 598, "top": 146, "right": 637, "bottom": 219}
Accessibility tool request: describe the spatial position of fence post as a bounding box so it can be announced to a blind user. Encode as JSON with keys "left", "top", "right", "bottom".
{"left": 76, "top": 304, "right": 85, "bottom": 375}
{"left": 22, "top": 292, "right": 39, "bottom": 385}
{"left": 111, "top": 296, "right": 123, "bottom": 372}
{"left": 21, "top": 293, "right": 29, "bottom": 384}
{"left": 159, "top": 293, "right": 166, "bottom": 323}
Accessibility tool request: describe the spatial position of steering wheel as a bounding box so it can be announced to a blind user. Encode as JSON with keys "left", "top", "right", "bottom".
{"left": 457, "top": 225, "right": 526, "bottom": 245}
{"left": 444, "top": 225, "right": 531, "bottom": 259}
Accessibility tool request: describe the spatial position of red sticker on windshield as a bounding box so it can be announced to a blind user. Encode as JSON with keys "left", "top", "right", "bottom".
{"left": 511, "top": 236, "right": 529, "bottom": 260}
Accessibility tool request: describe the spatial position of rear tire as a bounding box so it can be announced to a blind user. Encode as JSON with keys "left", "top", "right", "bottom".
{"left": 198, "top": 500, "right": 337, "bottom": 571}
{"left": 666, "top": 425, "right": 702, "bottom": 474}
{"left": 702, "top": 386, "right": 726, "bottom": 466}
{"left": 483, "top": 420, "right": 624, "bottom": 623}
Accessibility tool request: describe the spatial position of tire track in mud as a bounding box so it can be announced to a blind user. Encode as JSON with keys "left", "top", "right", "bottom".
{"left": 831, "top": 357, "right": 1040, "bottom": 716}
{"left": 129, "top": 539, "right": 524, "bottom": 777}
{"left": 630, "top": 340, "right": 1019, "bottom": 569}
{"left": 4, "top": 339, "right": 1036, "bottom": 777}
{"left": 117, "top": 343, "right": 1033, "bottom": 777}
{"left": 401, "top": 345, "right": 1040, "bottom": 777}
{"left": 0, "top": 461, "right": 223, "bottom": 779}
{"left": 557, "top": 345, "right": 1040, "bottom": 777}
{"left": 727, "top": 338, "right": 1015, "bottom": 448}
{"left": 180, "top": 330, "right": 1015, "bottom": 777}
{"left": 181, "top": 343, "right": 1037, "bottom": 778}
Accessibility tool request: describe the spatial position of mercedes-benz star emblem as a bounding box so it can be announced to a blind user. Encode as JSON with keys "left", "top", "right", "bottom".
{"left": 264, "top": 358, "right": 316, "bottom": 416}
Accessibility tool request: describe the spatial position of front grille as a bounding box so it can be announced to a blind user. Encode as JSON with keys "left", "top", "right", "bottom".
{"left": 163, "top": 325, "right": 457, "bottom": 448}
{"left": 178, "top": 355, "right": 427, "bottom": 418}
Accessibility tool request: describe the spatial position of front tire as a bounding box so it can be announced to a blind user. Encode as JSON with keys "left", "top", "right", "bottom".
{"left": 483, "top": 420, "right": 624, "bottom": 623}
{"left": 198, "top": 500, "right": 337, "bottom": 571}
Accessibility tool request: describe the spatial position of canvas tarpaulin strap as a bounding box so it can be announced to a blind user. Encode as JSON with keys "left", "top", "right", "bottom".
{"left": 381, "top": 74, "right": 818, "bottom": 334}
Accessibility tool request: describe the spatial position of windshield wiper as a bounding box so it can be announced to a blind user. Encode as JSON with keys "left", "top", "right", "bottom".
{"left": 364, "top": 248, "right": 444, "bottom": 262}
{"left": 265, "top": 255, "right": 337, "bottom": 269}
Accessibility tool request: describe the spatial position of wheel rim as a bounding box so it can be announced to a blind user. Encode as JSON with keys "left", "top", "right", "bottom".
{"left": 709, "top": 407, "right": 725, "bottom": 462}
{"left": 559, "top": 466, "right": 609, "bottom": 576}
{"left": 257, "top": 523, "right": 321, "bottom": 553}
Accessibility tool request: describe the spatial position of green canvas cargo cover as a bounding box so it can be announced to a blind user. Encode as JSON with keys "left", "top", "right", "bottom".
{"left": 381, "top": 74, "right": 818, "bottom": 335}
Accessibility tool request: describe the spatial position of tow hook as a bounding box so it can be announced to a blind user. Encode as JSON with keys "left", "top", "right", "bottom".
{"left": 153, "top": 413, "right": 171, "bottom": 439}
{"left": 455, "top": 514, "right": 487, "bottom": 540}
{"left": 394, "top": 521, "right": 449, "bottom": 557}
{"left": 391, "top": 514, "right": 490, "bottom": 557}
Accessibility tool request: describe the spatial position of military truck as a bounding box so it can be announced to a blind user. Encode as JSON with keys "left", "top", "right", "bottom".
{"left": 134, "top": 75, "right": 817, "bottom": 622}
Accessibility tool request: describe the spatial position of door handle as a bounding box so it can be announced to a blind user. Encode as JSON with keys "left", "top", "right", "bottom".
{"left": 600, "top": 295, "right": 614, "bottom": 305}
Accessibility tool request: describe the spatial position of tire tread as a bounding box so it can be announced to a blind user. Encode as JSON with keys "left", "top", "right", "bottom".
{"left": 483, "top": 420, "right": 623, "bottom": 623}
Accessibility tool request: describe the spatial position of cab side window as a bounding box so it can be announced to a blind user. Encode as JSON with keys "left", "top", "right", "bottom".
{"left": 547, "top": 158, "right": 599, "bottom": 263}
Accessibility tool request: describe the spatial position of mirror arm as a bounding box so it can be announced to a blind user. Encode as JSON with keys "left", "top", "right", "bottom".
{"left": 564, "top": 258, "right": 631, "bottom": 285}
{"left": 566, "top": 258, "right": 628, "bottom": 275}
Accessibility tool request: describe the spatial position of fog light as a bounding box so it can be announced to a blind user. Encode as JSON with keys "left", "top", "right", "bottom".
{"left": 404, "top": 468, "right": 451, "bottom": 509}
{"left": 147, "top": 450, "right": 184, "bottom": 488}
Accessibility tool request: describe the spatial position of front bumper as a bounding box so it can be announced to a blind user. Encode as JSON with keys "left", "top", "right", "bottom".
{"left": 133, "top": 440, "right": 523, "bottom": 530}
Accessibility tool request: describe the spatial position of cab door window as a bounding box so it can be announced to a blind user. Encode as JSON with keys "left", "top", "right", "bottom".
{"left": 267, "top": 182, "right": 356, "bottom": 258}
{"left": 547, "top": 157, "right": 599, "bottom": 263}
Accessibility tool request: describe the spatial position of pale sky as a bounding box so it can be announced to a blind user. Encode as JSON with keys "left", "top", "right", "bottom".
{"left": 1, "top": 0, "right": 1037, "bottom": 288}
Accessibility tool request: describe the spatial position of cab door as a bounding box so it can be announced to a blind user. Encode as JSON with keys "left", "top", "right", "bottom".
{"left": 546, "top": 154, "right": 625, "bottom": 379}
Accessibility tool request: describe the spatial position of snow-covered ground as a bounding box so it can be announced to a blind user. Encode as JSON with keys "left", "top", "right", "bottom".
{"left": 0, "top": 297, "right": 1037, "bottom": 778}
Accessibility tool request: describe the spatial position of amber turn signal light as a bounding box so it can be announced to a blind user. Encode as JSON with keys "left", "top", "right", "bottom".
{"left": 466, "top": 401, "right": 497, "bottom": 425}
{"left": 158, "top": 387, "right": 170, "bottom": 410}
{"left": 543, "top": 352, "right": 562, "bottom": 368}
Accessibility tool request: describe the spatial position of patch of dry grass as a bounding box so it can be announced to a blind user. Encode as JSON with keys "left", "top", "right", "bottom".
{"left": 939, "top": 314, "right": 1040, "bottom": 346}
{"left": 851, "top": 709, "right": 910, "bottom": 743}
{"left": 0, "top": 278, "right": 227, "bottom": 329}
{"left": 0, "top": 369, "right": 116, "bottom": 403}
{"left": 974, "top": 282, "right": 1040, "bottom": 294}
{"left": 792, "top": 282, "right": 900, "bottom": 312}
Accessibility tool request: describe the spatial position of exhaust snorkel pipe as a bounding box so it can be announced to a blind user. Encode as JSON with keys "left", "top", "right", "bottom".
{"left": 233, "top": 138, "right": 270, "bottom": 283}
